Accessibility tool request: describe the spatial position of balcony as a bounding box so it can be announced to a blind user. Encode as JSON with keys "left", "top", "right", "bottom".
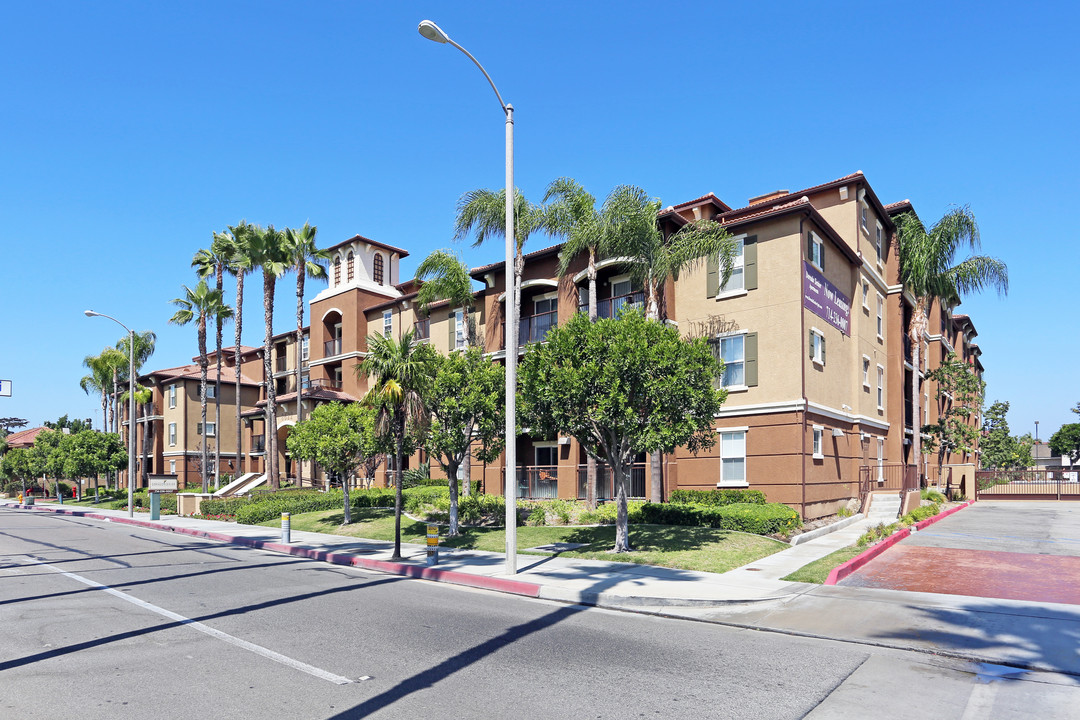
{"left": 578, "top": 291, "right": 645, "bottom": 320}
{"left": 577, "top": 463, "right": 647, "bottom": 500}
{"left": 276, "top": 356, "right": 288, "bottom": 372}
{"left": 324, "top": 338, "right": 342, "bottom": 357}
{"left": 517, "top": 466, "right": 559, "bottom": 499}
{"left": 309, "top": 378, "right": 342, "bottom": 391}
{"left": 501, "top": 310, "right": 558, "bottom": 350}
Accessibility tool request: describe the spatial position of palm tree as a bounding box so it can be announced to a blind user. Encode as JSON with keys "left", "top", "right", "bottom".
{"left": 121, "top": 385, "right": 155, "bottom": 487}
{"left": 193, "top": 232, "right": 235, "bottom": 490}
{"left": 170, "top": 280, "right": 233, "bottom": 494}
{"left": 223, "top": 221, "right": 255, "bottom": 479}
{"left": 246, "top": 224, "right": 290, "bottom": 490}
{"left": 357, "top": 330, "right": 437, "bottom": 560}
{"left": 605, "top": 185, "right": 737, "bottom": 502}
{"left": 284, "top": 222, "right": 330, "bottom": 487}
{"left": 894, "top": 207, "right": 1008, "bottom": 483}
{"left": 116, "top": 330, "right": 156, "bottom": 489}
{"left": 80, "top": 348, "right": 124, "bottom": 434}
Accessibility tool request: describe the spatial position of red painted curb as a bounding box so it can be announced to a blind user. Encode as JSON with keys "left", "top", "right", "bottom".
{"left": 825, "top": 501, "right": 974, "bottom": 585}
{"left": 12, "top": 503, "right": 543, "bottom": 598}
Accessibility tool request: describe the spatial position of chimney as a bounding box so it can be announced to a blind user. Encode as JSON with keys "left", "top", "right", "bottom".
{"left": 747, "top": 190, "right": 790, "bottom": 206}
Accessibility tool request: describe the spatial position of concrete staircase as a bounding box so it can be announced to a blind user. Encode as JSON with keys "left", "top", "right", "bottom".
{"left": 866, "top": 492, "right": 901, "bottom": 525}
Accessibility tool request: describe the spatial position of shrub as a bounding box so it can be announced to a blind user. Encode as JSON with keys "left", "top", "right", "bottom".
{"left": 901, "top": 502, "right": 941, "bottom": 526}
{"left": 667, "top": 488, "right": 767, "bottom": 506}
{"left": 579, "top": 501, "right": 646, "bottom": 525}
{"left": 639, "top": 501, "right": 801, "bottom": 535}
{"left": 401, "top": 462, "right": 433, "bottom": 489}
{"left": 403, "top": 485, "right": 450, "bottom": 512}
{"left": 836, "top": 506, "right": 853, "bottom": 518}
{"left": 857, "top": 521, "right": 900, "bottom": 546}
{"left": 921, "top": 489, "right": 947, "bottom": 503}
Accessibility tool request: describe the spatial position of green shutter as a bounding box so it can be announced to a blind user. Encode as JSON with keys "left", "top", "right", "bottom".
{"left": 744, "top": 235, "right": 757, "bottom": 290}
{"left": 448, "top": 309, "right": 456, "bottom": 347}
{"left": 745, "top": 332, "right": 758, "bottom": 387}
{"left": 706, "top": 253, "right": 719, "bottom": 298}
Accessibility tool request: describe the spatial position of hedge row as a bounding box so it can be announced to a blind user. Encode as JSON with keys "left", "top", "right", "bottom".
{"left": 639, "top": 501, "right": 801, "bottom": 535}
{"left": 667, "top": 489, "right": 766, "bottom": 506}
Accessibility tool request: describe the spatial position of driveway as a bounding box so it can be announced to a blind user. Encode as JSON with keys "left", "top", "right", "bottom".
{"left": 838, "top": 501, "right": 1080, "bottom": 604}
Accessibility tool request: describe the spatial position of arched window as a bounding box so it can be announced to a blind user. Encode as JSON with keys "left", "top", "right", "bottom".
{"left": 333, "top": 255, "right": 341, "bottom": 285}
{"left": 373, "top": 253, "right": 384, "bottom": 285}
{"left": 346, "top": 251, "right": 355, "bottom": 282}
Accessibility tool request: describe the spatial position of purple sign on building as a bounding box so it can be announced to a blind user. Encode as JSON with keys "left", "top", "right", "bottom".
{"left": 803, "top": 262, "right": 851, "bottom": 335}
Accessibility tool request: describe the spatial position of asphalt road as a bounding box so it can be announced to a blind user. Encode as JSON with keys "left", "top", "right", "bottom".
{"left": 2, "top": 508, "right": 1078, "bottom": 719}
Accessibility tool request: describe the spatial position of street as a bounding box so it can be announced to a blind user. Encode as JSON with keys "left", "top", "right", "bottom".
{"left": 2, "top": 508, "right": 1078, "bottom": 719}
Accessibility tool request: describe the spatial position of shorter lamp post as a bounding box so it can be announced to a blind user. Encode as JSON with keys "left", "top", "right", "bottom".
{"left": 85, "top": 310, "right": 136, "bottom": 518}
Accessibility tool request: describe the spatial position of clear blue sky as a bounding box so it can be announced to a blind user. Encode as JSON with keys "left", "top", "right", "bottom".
{"left": 2, "top": 1, "right": 1076, "bottom": 441}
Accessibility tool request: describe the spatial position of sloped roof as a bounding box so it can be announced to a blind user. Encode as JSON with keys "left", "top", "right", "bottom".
{"left": 146, "top": 363, "right": 261, "bottom": 386}
{"left": 4, "top": 426, "right": 47, "bottom": 449}
{"left": 325, "top": 234, "right": 410, "bottom": 258}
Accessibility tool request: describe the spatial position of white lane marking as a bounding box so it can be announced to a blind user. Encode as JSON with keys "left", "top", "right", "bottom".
{"left": 27, "top": 557, "right": 354, "bottom": 685}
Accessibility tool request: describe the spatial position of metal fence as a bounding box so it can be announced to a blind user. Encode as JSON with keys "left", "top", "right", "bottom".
{"left": 859, "top": 463, "right": 918, "bottom": 500}
{"left": 517, "top": 466, "right": 559, "bottom": 499}
{"left": 577, "top": 463, "right": 647, "bottom": 500}
{"left": 975, "top": 469, "right": 1080, "bottom": 501}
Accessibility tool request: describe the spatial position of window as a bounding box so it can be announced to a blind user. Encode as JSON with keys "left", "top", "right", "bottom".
{"left": 333, "top": 255, "right": 341, "bottom": 285}
{"left": 718, "top": 334, "right": 744, "bottom": 387}
{"left": 875, "top": 222, "right": 883, "bottom": 262}
{"left": 383, "top": 310, "right": 392, "bottom": 338}
{"left": 611, "top": 275, "right": 633, "bottom": 298}
{"left": 169, "top": 459, "right": 176, "bottom": 474}
{"left": 168, "top": 422, "right": 177, "bottom": 447}
{"left": 373, "top": 253, "right": 384, "bottom": 285}
{"left": 168, "top": 384, "right": 177, "bottom": 409}
{"left": 454, "top": 309, "right": 466, "bottom": 349}
{"left": 719, "top": 431, "right": 746, "bottom": 485}
{"left": 346, "top": 251, "right": 355, "bottom": 282}
{"left": 301, "top": 336, "right": 309, "bottom": 361}
{"left": 810, "top": 329, "right": 826, "bottom": 366}
{"left": 861, "top": 203, "right": 869, "bottom": 230}
{"left": 720, "top": 237, "right": 744, "bottom": 293}
{"left": 197, "top": 422, "right": 216, "bottom": 437}
{"left": 206, "top": 384, "right": 216, "bottom": 400}
{"left": 862, "top": 356, "right": 871, "bottom": 388}
{"left": 862, "top": 281, "right": 869, "bottom": 310}
{"left": 813, "top": 426, "right": 824, "bottom": 459}
{"left": 876, "top": 438, "right": 884, "bottom": 481}
{"left": 807, "top": 231, "right": 824, "bottom": 271}
{"left": 925, "top": 390, "right": 930, "bottom": 424}
{"left": 535, "top": 445, "right": 557, "bottom": 467}
{"left": 877, "top": 366, "right": 885, "bottom": 410}
{"left": 876, "top": 294, "right": 884, "bottom": 339}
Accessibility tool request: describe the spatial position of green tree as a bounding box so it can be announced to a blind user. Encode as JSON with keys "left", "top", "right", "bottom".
{"left": 357, "top": 330, "right": 438, "bottom": 560}
{"left": 287, "top": 402, "right": 381, "bottom": 524}
{"left": 0, "top": 417, "right": 29, "bottom": 436}
{"left": 1049, "top": 424, "right": 1080, "bottom": 465}
{"left": 194, "top": 233, "right": 235, "bottom": 490}
{"left": 980, "top": 401, "right": 1029, "bottom": 469}
{"left": 221, "top": 221, "right": 255, "bottom": 477}
{"left": 1, "top": 447, "right": 33, "bottom": 495}
{"left": 519, "top": 310, "right": 726, "bottom": 553}
{"left": 80, "top": 347, "right": 126, "bottom": 433}
{"left": 61, "top": 430, "right": 127, "bottom": 498}
{"left": 43, "top": 415, "right": 94, "bottom": 434}
{"left": 27, "top": 429, "right": 66, "bottom": 498}
{"left": 894, "top": 207, "right": 1008, "bottom": 481}
{"left": 424, "top": 347, "right": 505, "bottom": 536}
{"left": 247, "top": 224, "right": 291, "bottom": 490}
{"left": 922, "top": 352, "right": 985, "bottom": 472}
{"left": 284, "top": 221, "right": 330, "bottom": 487}
{"left": 170, "top": 280, "right": 234, "bottom": 493}
{"left": 415, "top": 249, "right": 477, "bottom": 347}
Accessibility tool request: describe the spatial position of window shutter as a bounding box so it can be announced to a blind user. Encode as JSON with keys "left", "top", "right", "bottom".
{"left": 706, "top": 253, "right": 719, "bottom": 298}
{"left": 809, "top": 330, "right": 814, "bottom": 359}
{"left": 821, "top": 335, "right": 826, "bottom": 366}
{"left": 449, "top": 309, "right": 456, "bottom": 347}
{"left": 807, "top": 233, "right": 813, "bottom": 261}
{"left": 745, "top": 332, "right": 758, "bottom": 387}
{"left": 744, "top": 236, "right": 757, "bottom": 290}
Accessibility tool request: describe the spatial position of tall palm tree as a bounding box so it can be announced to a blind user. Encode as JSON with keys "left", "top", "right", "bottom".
{"left": 357, "top": 330, "right": 437, "bottom": 560}
{"left": 170, "top": 280, "right": 233, "bottom": 494}
{"left": 894, "top": 207, "right": 1008, "bottom": 483}
{"left": 284, "top": 222, "right": 330, "bottom": 487}
{"left": 606, "top": 185, "right": 737, "bottom": 502}
{"left": 116, "top": 330, "right": 156, "bottom": 489}
{"left": 223, "top": 221, "right": 255, "bottom": 479}
{"left": 193, "top": 233, "right": 235, "bottom": 490}
{"left": 121, "top": 385, "right": 155, "bottom": 486}
{"left": 246, "top": 224, "right": 290, "bottom": 490}
{"left": 80, "top": 348, "right": 124, "bottom": 433}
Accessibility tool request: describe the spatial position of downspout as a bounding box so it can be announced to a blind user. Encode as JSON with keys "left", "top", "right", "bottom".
{"left": 799, "top": 215, "right": 808, "bottom": 519}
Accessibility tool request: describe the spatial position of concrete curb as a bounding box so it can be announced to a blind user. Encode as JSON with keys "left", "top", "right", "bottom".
{"left": 789, "top": 513, "right": 865, "bottom": 546}
{"left": 824, "top": 501, "right": 974, "bottom": 585}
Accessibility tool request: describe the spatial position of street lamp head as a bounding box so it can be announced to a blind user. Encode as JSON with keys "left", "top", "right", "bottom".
{"left": 84, "top": 310, "right": 96, "bottom": 317}
{"left": 418, "top": 20, "right": 450, "bottom": 44}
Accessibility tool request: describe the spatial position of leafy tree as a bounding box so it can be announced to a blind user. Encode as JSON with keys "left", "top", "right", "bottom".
{"left": 922, "top": 352, "right": 985, "bottom": 471}
{"left": 0, "top": 417, "right": 28, "bottom": 436}
{"left": 415, "top": 249, "right": 477, "bottom": 347}
{"left": 43, "top": 415, "right": 93, "bottom": 434}
{"left": 284, "top": 222, "right": 330, "bottom": 487}
{"left": 121, "top": 386, "right": 155, "bottom": 486}
{"left": 981, "top": 401, "right": 1030, "bottom": 469}
{"left": 80, "top": 347, "right": 126, "bottom": 433}
{"left": 287, "top": 402, "right": 382, "bottom": 524}
{"left": 27, "top": 429, "right": 67, "bottom": 498}
{"left": 357, "top": 330, "right": 438, "bottom": 560}
{"left": 1, "top": 448, "right": 33, "bottom": 494}
{"left": 61, "top": 430, "right": 127, "bottom": 498}
{"left": 424, "top": 347, "right": 505, "bottom": 535}
{"left": 170, "top": 279, "right": 233, "bottom": 493}
{"left": 1049, "top": 424, "right": 1080, "bottom": 465}
{"left": 519, "top": 309, "right": 726, "bottom": 553}
{"left": 894, "top": 207, "right": 1008, "bottom": 480}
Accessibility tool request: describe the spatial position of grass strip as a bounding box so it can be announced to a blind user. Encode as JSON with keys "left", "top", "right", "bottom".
{"left": 781, "top": 545, "right": 864, "bottom": 584}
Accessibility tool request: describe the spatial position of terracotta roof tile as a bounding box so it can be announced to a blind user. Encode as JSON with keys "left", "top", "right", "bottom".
{"left": 4, "top": 426, "right": 46, "bottom": 448}
{"left": 325, "top": 234, "right": 410, "bottom": 258}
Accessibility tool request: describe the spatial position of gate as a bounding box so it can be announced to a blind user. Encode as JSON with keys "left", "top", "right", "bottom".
{"left": 975, "top": 469, "right": 1080, "bottom": 501}
{"left": 859, "top": 463, "right": 918, "bottom": 504}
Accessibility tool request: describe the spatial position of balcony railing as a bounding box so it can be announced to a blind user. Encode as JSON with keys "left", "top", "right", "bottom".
{"left": 501, "top": 310, "right": 558, "bottom": 350}
{"left": 309, "top": 378, "right": 342, "bottom": 391}
{"left": 275, "top": 356, "right": 288, "bottom": 372}
{"left": 324, "top": 338, "right": 342, "bottom": 357}
{"left": 577, "top": 463, "right": 647, "bottom": 500}
{"left": 251, "top": 434, "right": 265, "bottom": 454}
{"left": 578, "top": 291, "right": 645, "bottom": 320}
{"left": 517, "top": 466, "right": 559, "bottom": 499}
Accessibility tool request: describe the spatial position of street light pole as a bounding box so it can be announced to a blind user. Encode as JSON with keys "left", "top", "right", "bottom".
{"left": 418, "top": 20, "right": 518, "bottom": 574}
{"left": 86, "top": 310, "right": 136, "bottom": 519}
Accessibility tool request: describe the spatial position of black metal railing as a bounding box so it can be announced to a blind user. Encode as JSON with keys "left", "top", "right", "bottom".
{"left": 859, "top": 463, "right": 918, "bottom": 499}
{"left": 324, "top": 338, "right": 342, "bottom": 357}
{"left": 276, "top": 356, "right": 287, "bottom": 372}
{"left": 517, "top": 466, "right": 559, "bottom": 499}
{"left": 578, "top": 291, "right": 645, "bottom": 320}
{"left": 501, "top": 310, "right": 558, "bottom": 349}
{"left": 577, "top": 463, "right": 647, "bottom": 500}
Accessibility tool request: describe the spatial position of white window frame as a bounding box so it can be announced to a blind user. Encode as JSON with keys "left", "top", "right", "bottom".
{"left": 876, "top": 438, "right": 885, "bottom": 481}
{"left": 206, "top": 383, "right": 216, "bottom": 400}
{"left": 877, "top": 365, "right": 885, "bottom": 411}
{"left": 168, "top": 422, "right": 177, "bottom": 447}
{"left": 168, "top": 384, "right": 176, "bottom": 409}
{"left": 812, "top": 425, "right": 824, "bottom": 459}
{"left": 718, "top": 235, "right": 745, "bottom": 295}
{"left": 609, "top": 273, "right": 633, "bottom": 298}
{"left": 810, "top": 328, "right": 825, "bottom": 366}
{"left": 718, "top": 429, "right": 748, "bottom": 487}
{"left": 717, "top": 331, "right": 746, "bottom": 389}
{"left": 301, "top": 336, "right": 309, "bottom": 361}
{"left": 862, "top": 355, "right": 871, "bottom": 388}
{"left": 454, "top": 308, "right": 466, "bottom": 349}
{"left": 198, "top": 422, "right": 216, "bottom": 437}
{"left": 876, "top": 294, "right": 884, "bottom": 340}
{"left": 383, "top": 310, "right": 393, "bottom": 338}
{"left": 169, "top": 459, "right": 176, "bottom": 475}
{"left": 808, "top": 231, "right": 824, "bottom": 271}
{"left": 534, "top": 442, "right": 558, "bottom": 467}
{"left": 861, "top": 202, "right": 869, "bottom": 232}
{"left": 875, "top": 221, "right": 884, "bottom": 264}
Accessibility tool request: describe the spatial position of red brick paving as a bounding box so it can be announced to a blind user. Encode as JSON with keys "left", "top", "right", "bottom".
{"left": 839, "top": 545, "right": 1080, "bottom": 604}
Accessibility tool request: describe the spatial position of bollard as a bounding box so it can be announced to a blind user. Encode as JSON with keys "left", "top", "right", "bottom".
{"left": 281, "top": 512, "right": 291, "bottom": 544}
{"left": 426, "top": 524, "right": 440, "bottom": 566}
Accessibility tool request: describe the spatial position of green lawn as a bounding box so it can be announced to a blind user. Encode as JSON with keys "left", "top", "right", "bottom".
{"left": 259, "top": 507, "right": 788, "bottom": 574}
{"left": 781, "top": 545, "right": 865, "bottom": 584}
